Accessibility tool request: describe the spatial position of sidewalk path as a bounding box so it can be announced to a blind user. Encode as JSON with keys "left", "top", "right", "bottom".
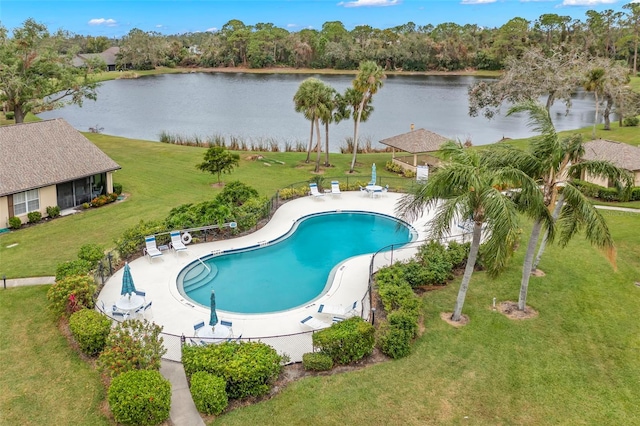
{"left": 3, "top": 276, "right": 55, "bottom": 288}
{"left": 594, "top": 205, "right": 640, "bottom": 213}
{"left": 160, "top": 360, "right": 205, "bottom": 426}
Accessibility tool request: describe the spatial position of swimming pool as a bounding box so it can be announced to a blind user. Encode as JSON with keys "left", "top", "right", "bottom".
{"left": 178, "top": 211, "right": 415, "bottom": 313}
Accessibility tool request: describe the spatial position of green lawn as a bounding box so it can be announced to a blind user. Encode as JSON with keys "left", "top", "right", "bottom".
{"left": 0, "top": 285, "right": 110, "bottom": 426}
{"left": 0, "top": 135, "right": 399, "bottom": 277}
{"left": 214, "top": 210, "right": 640, "bottom": 425}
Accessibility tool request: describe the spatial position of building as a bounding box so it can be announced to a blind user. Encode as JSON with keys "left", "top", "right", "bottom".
{"left": 72, "top": 46, "right": 120, "bottom": 71}
{"left": 581, "top": 139, "right": 640, "bottom": 187}
{"left": 0, "top": 119, "right": 121, "bottom": 227}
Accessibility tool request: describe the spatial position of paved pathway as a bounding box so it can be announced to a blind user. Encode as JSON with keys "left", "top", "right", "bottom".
{"left": 160, "top": 360, "right": 205, "bottom": 426}
{"left": 2, "top": 276, "right": 55, "bottom": 288}
{"left": 594, "top": 205, "right": 640, "bottom": 213}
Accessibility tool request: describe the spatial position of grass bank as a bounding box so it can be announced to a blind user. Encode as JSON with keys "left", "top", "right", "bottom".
{"left": 0, "top": 134, "right": 398, "bottom": 278}
{"left": 0, "top": 285, "right": 109, "bottom": 425}
{"left": 214, "top": 210, "right": 640, "bottom": 425}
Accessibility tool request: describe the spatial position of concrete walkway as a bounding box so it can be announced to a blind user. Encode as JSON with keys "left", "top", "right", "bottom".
{"left": 160, "top": 360, "right": 205, "bottom": 426}
{"left": 2, "top": 276, "right": 55, "bottom": 288}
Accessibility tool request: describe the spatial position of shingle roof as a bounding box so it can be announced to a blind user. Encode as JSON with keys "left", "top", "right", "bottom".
{"left": 73, "top": 46, "right": 120, "bottom": 67}
{"left": 581, "top": 139, "right": 640, "bottom": 172}
{"left": 379, "top": 128, "right": 450, "bottom": 153}
{"left": 0, "top": 119, "right": 120, "bottom": 196}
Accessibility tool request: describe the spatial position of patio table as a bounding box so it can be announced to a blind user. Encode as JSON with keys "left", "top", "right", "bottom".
{"left": 196, "top": 324, "right": 232, "bottom": 343}
{"left": 115, "top": 294, "right": 145, "bottom": 315}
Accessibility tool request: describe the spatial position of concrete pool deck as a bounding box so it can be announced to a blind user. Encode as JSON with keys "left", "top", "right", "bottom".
{"left": 97, "top": 192, "right": 438, "bottom": 359}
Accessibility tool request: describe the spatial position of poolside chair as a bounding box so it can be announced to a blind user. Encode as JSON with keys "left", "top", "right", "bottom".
{"left": 220, "top": 320, "right": 234, "bottom": 337}
{"left": 359, "top": 186, "right": 368, "bottom": 196}
{"left": 300, "top": 315, "right": 332, "bottom": 330}
{"left": 317, "top": 301, "right": 358, "bottom": 318}
{"left": 134, "top": 289, "right": 146, "bottom": 300}
{"left": 170, "top": 231, "right": 188, "bottom": 254}
{"left": 112, "top": 310, "right": 129, "bottom": 321}
{"left": 143, "top": 235, "right": 163, "bottom": 262}
{"left": 309, "top": 183, "right": 324, "bottom": 198}
{"left": 193, "top": 321, "right": 205, "bottom": 336}
{"left": 330, "top": 181, "right": 341, "bottom": 197}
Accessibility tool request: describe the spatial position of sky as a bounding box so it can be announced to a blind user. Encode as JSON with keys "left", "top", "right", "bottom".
{"left": 0, "top": 0, "right": 636, "bottom": 38}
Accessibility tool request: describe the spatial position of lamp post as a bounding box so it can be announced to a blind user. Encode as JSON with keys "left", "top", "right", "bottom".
{"left": 2, "top": 275, "right": 6, "bottom": 290}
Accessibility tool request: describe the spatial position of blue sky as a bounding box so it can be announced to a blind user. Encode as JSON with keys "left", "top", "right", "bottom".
{"left": 0, "top": 0, "right": 635, "bottom": 38}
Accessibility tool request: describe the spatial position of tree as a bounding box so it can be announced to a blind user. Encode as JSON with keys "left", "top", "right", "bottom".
{"left": 0, "top": 19, "right": 101, "bottom": 124}
{"left": 623, "top": 2, "right": 640, "bottom": 74}
{"left": 293, "top": 77, "right": 332, "bottom": 171}
{"left": 349, "top": 60, "right": 385, "bottom": 173}
{"left": 583, "top": 67, "right": 606, "bottom": 139}
{"left": 319, "top": 85, "right": 342, "bottom": 167}
{"left": 468, "top": 46, "right": 586, "bottom": 120}
{"left": 489, "top": 101, "right": 631, "bottom": 311}
{"left": 196, "top": 146, "right": 240, "bottom": 184}
{"left": 396, "top": 142, "right": 546, "bottom": 322}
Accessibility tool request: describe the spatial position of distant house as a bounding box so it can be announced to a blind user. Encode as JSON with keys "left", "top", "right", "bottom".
{"left": 0, "top": 119, "right": 121, "bottom": 227}
{"left": 580, "top": 139, "right": 640, "bottom": 187}
{"left": 72, "top": 46, "right": 121, "bottom": 71}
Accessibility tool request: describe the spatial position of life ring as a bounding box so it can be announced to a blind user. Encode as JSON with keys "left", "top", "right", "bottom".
{"left": 181, "top": 232, "right": 192, "bottom": 245}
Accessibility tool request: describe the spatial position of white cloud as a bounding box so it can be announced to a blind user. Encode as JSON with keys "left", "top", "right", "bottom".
{"left": 206, "top": 27, "right": 218, "bottom": 32}
{"left": 88, "top": 18, "right": 117, "bottom": 27}
{"left": 461, "top": 0, "right": 497, "bottom": 4}
{"left": 338, "top": 0, "right": 401, "bottom": 8}
{"left": 561, "top": 0, "right": 616, "bottom": 5}
{"left": 155, "top": 24, "right": 163, "bottom": 28}
{"left": 287, "top": 23, "right": 298, "bottom": 28}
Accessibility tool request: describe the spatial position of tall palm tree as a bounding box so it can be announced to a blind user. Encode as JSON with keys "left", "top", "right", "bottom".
{"left": 583, "top": 67, "right": 606, "bottom": 140}
{"left": 396, "top": 141, "right": 547, "bottom": 322}
{"left": 491, "top": 101, "right": 631, "bottom": 311}
{"left": 293, "top": 78, "right": 331, "bottom": 170}
{"left": 342, "top": 87, "right": 373, "bottom": 155}
{"left": 349, "top": 60, "right": 385, "bottom": 173}
{"left": 319, "top": 85, "right": 340, "bottom": 167}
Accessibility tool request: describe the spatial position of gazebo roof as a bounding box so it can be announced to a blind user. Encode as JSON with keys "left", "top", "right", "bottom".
{"left": 379, "top": 128, "right": 450, "bottom": 154}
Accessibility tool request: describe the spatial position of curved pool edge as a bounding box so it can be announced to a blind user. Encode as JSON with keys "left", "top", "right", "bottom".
{"left": 175, "top": 209, "right": 418, "bottom": 314}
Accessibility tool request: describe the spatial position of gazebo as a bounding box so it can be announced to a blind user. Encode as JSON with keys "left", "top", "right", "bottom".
{"left": 379, "top": 128, "right": 450, "bottom": 174}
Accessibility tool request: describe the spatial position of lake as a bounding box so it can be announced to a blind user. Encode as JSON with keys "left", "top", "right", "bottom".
{"left": 38, "top": 72, "right": 599, "bottom": 151}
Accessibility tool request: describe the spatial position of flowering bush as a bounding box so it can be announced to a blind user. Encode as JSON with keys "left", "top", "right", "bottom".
{"left": 46, "top": 275, "right": 96, "bottom": 319}
{"left": 98, "top": 319, "right": 166, "bottom": 378}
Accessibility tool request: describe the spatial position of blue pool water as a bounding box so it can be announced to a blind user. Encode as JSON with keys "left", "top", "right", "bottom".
{"left": 178, "top": 211, "right": 414, "bottom": 313}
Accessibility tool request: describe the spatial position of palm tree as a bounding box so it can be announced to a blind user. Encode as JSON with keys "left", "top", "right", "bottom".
{"left": 349, "top": 60, "right": 385, "bottom": 173}
{"left": 396, "top": 141, "right": 547, "bottom": 322}
{"left": 342, "top": 87, "right": 373, "bottom": 155}
{"left": 493, "top": 101, "right": 631, "bottom": 311}
{"left": 583, "top": 67, "right": 605, "bottom": 140}
{"left": 319, "top": 85, "right": 340, "bottom": 167}
{"left": 293, "top": 78, "right": 331, "bottom": 171}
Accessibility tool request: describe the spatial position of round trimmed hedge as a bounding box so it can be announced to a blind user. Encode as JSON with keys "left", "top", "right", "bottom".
{"left": 69, "top": 309, "right": 112, "bottom": 356}
{"left": 108, "top": 370, "right": 171, "bottom": 426}
{"left": 190, "top": 371, "right": 228, "bottom": 415}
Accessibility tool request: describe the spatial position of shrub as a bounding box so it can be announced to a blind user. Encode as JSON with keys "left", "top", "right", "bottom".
{"left": 598, "top": 187, "right": 620, "bottom": 202}
{"left": 190, "top": 372, "right": 228, "bottom": 415}
{"left": 573, "top": 179, "right": 601, "bottom": 198}
{"left": 115, "top": 219, "right": 167, "bottom": 259}
{"left": 446, "top": 240, "right": 470, "bottom": 269}
{"left": 302, "top": 352, "right": 334, "bottom": 371}
{"left": 417, "top": 240, "right": 454, "bottom": 285}
{"left": 5, "top": 111, "right": 14, "bottom": 120}
{"left": 113, "top": 182, "right": 123, "bottom": 194}
{"left": 233, "top": 197, "right": 268, "bottom": 229}
{"left": 278, "top": 186, "right": 308, "bottom": 200}
{"left": 182, "top": 341, "right": 282, "bottom": 400}
{"left": 312, "top": 317, "right": 375, "bottom": 365}
{"left": 403, "top": 169, "right": 417, "bottom": 178}
{"left": 377, "top": 323, "right": 412, "bottom": 359}
{"left": 27, "top": 211, "right": 42, "bottom": 223}
{"left": 385, "top": 160, "right": 404, "bottom": 174}
{"left": 47, "top": 275, "right": 96, "bottom": 318}
{"left": 46, "top": 205, "right": 61, "bottom": 218}
{"left": 108, "top": 370, "right": 171, "bottom": 426}
{"left": 77, "top": 243, "right": 104, "bottom": 268}
{"left": 69, "top": 309, "right": 112, "bottom": 356}
{"left": 387, "top": 309, "right": 419, "bottom": 339}
{"left": 215, "top": 180, "right": 259, "bottom": 206}
{"left": 401, "top": 260, "right": 433, "bottom": 288}
{"left": 623, "top": 116, "right": 639, "bottom": 127}
{"left": 630, "top": 187, "right": 640, "bottom": 202}
{"left": 82, "top": 202, "right": 91, "bottom": 209}
{"left": 55, "top": 259, "right": 93, "bottom": 281}
{"left": 98, "top": 319, "right": 167, "bottom": 378}
{"left": 8, "top": 216, "right": 21, "bottom": 230}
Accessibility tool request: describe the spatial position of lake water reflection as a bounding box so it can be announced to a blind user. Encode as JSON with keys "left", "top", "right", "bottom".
{"left": 38, "top": 73, "right": 598, "bottom": 151}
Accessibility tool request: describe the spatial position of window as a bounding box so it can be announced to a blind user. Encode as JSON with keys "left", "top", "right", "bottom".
{"left": 13, "top": 189, "right": 40, "bottom": 216}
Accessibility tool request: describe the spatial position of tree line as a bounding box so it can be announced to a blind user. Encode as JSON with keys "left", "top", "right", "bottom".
{"left": 64, "top": 6, "right": 640, "bottom": 73}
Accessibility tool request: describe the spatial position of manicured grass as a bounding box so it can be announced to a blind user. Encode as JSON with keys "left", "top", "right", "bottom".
{"left": 0, "top": 134, "right": 400, "bottom": 278}
{"left": 0, "top": 285, "right": 109, "bottom": 426}
{"left": 213, "top": 210, "right": 640, "bottom": 425}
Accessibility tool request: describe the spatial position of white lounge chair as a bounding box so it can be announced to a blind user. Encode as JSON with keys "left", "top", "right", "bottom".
{"left": 300, "top": 315, "right": 332, "bottom": 330}
{"left": 170, "top": 231, "right": 187, "bottom": 254}
{"left": 143, "top": 235, "right": 163, "bottom": 262}
{"left": 330, "top": 181, "right": 341, "bottom": 197}
{"left": 317, "top": 301, "right": 358, "bottom": 318}
{"left": 309, "top": 183, "right": 324, "bottom": 198}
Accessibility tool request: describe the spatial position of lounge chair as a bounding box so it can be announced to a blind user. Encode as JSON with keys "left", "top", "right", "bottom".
{"left": 170, "top": 231, "right": 188, "bottom": 254}
{"left": 300, "top": 315, "right": 332, "bottom": 330}
{"left": 309, "top": 183, "right": 324, "bottom": 198}
{"left": 330, "top": 181, "right": 341, "bottom": 197}
{"left": 143, "top": 235, "right": 163, "bottom": 262}
{"left": 317, "top": 301, "right": 358, "bottom": 318}
{"left": 359, "top": 186, "right": 368, "bottom": 196}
